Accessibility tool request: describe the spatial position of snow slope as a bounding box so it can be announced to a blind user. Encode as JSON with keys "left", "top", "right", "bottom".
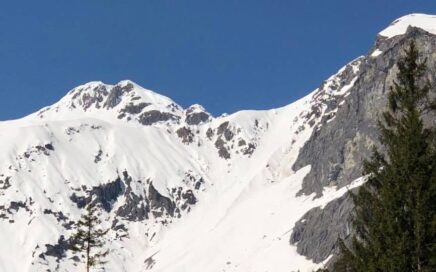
{"left": 0, "top": 59, "right": 361, "bottom": 272}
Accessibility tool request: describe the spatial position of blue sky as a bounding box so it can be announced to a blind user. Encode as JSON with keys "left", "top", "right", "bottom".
{"left": 1, "top": 1, "right": 436, "bottom": 120}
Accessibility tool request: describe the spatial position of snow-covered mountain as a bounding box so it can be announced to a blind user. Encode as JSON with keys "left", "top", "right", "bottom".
{"left": 1, "top": 13, "right": 436, "bottom": 272}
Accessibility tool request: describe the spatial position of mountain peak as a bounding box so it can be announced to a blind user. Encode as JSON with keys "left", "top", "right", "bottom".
{"left": 64, "top": 80, "right": 176, "bottom": 110}
{"left": 33, "top": 80, "right": 185, "bottom": 126}
{"left": 379, "top": 13, "right": 436, "bottom": 39}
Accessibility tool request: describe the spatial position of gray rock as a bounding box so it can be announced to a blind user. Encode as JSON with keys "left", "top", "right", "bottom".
{"left": 118, "top": 102, "right": 151, "bottom": 117}
{"left": 144, "top": 252, "right": 158, "bottom": 270}
{"left": 217, "top": 121, "right": 234, "bottom": 141}
{"left": 206, "top": 128, "right": 214, "bottom": 139}
{"left": 115, "top": 170, "right": 199, "bottom": 222}
{"left": 94, "top": 149, "right": 103, "bottom": 163}
{"left": 115, "top": 171, "right": 150, "bottom": 221}
{"left": 185, "top": 105, "right": 211, "bottom": 125}
{"left": 0, "top": 176, "right": 11, "bottom": 190}
{"left": 8, "top": 201, "right": 28, "bottom": 213}
{"left": 186, "top": 111, "right": 210, "bottom": 125}
{"left": 44, "top": 143, "right": 54, "bottom": 151}
{"left": 290, "top": 27, "right": 436, "bottom": 265}
{"left": 242, "top": 143, "right": 256, "bottom": 156}
{"left": 215, "top": 138, "right": 230, "bottom": 159}
{"left": 290, "top": 193, "right": 354, "bottom": 264}
{"left": 176, "top": 127, "right": 194, "bottom": 144}
{"left": 213, "top": 121, "right": 235, "bottom": 159}
{"left": 148, "top": 183, "right": 175, "bottom": 218}
{"left": 72, "top": 84, "right": 108, "bottom": 111}
{"left": 293, "top": 27, "right": 436, "bottom": 197}
{"left": 104, "top": 85, "right": 124, "bottom": 109}
{"left": 70, "top": 178, "right": 124, "bottom": 212}
{"left": 40, "top": 235, "right": 70, "bottom": 263}
{"left": 182, "top": 190, "right": 196, "bottom": 205}
{"left": 138, "top": 110, "right": 180, "bottom": 126}
{"left": 104, "top": 82, "right": 135, "bottom": 109}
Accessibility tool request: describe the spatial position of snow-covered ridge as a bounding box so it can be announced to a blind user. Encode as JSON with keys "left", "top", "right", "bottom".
{"left": 379, "top": 13, "right": 436, "bottom": 39}
{"left": 29, "top": 80, "right": 204, "bottom": 127}
{"left": 0, "top": 53, "right": 363, "bottom": 271}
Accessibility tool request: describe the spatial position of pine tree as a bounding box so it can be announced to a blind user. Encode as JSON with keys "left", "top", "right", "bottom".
{"left": 333, "top": 41, "right": 436, "bottom": 271}
{"left": 70, "top": 201, "right": 109, "bottom": 272}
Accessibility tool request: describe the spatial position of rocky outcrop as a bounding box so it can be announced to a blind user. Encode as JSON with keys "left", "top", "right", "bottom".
{"left": 290, "top": 194, "right": 354, "bottom": 264}
{"left": 211, "top": 120, "right": 258, "bottom": 159}
{"left": 176, "top": 127, "right": 195, "bottom": 144}
{"left": 290, "top": 27, "right": 436, "bottom": 265}
{"left": 70, "top": 178, "right": 124, "bottom": 212}
{"left": 115, "top": 171, "right": 150, "bottom": 221}
{"left": 148, "top": 183, "right": 176, "bottom": 218}
{"left": 40, "top": 169, "right": 203, "bottom": 267}
{"left": 138, "top": 110, "right": 180, "bottom": 126}
{"left": 69, "top": 83, "right": 108, "bottom": 111}
{"left": 104, "top": 83, "right": 132, "bottom": 109}
{"left": 185, "top": 104, "right": 211, "bottom": 125}
{"left": 40, "top": 235, "right": 70, "bottom": 263}
{"left": 293, "top": 27, "right": 436, "bottom": 197}
{"left": 118, "top": 102, "right": 151, "bottom": 119}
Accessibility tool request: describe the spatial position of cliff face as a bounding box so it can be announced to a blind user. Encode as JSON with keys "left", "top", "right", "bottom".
{"left": 291, "top": 26, "right": 436, "bottom": 266}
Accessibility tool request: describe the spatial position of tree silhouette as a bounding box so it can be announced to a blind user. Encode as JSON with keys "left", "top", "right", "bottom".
{"left": 70, "top": 201, "right": 109, "bottom": 272}
{"left": 334, "top": 41, "right": 436, "bottom": 271}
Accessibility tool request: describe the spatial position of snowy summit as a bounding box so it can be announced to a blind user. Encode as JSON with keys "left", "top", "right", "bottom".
{"left": 378, "top": 13, "right": 436, "bottom": 38}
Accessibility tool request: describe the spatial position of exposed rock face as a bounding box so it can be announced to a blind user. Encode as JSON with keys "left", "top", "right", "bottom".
{"left": 213, "top": 121, "right": 235, "bottom": 159}
{"left": 215, "top": 138, "right": 231, "bottom": 159}
{"left": 290, "top": 194, "right": 354, "bottom": 264}
{"left": 104, "top": 83, "right": 132, "bottom": 109}
{"left": 186, "top": 112, "right": 210, "bottom": 125}
{"left": 185, "top": 104, "right": 211, "bottom": 125}
{"left": 36, "top": 80, "right": 186, "bottom": 127}
{"left": 176, "top": 127, "right": 195, "bottom": 144}
{"left": 290, "top": 27, "right": 436, "bottom": 265}
{"left": 217, "top": 121, "right": 234, "bottom": 141}
{"left": 118, "top": 102, "right": 151, "bottom": 118}
{"left": 70, "top": 178, "right": 124, "bottom": 212}
{"left": 40, "top": 235, "right": 70, "bottom": 263}
{"left": 39, "top": 169, "right": 204, "bottom": 267}
{"left": 69, "top": 83, "right": 108, "bottom": 111}
{"left": 209, "top": 120, "right": 258, "bottom": 159}
{"left": 139, "top": 110, "right": 180, "bottom": 126}
{"left": 148, "top": 183, "right": 176, "bottom": 218}
{"left": 116, "top": 172, "right": 150, "bottom": 222}
{"left": 293, "top": 27, "right": 436, "bottom": 197}
{"left": 66, "top": 81, "right": 134, "bottom": 111}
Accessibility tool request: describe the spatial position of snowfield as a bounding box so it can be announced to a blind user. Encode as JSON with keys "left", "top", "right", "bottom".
{"left": 0, "top": 69, "right": 358, "bottom": 272}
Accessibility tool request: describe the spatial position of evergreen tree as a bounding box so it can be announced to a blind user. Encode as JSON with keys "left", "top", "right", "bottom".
{"left": 333, "top": 41, "right": 436, "bottom": 271}
{"left": 70, "top": 201, "right": 109, "bottom": 272}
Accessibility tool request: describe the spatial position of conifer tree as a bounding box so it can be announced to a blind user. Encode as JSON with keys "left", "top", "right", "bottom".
{"left": 70, "top": 201, "right": 109, "bottom": 272}
{"left": 333, "top": 41, "right": 436, "bottom": 271}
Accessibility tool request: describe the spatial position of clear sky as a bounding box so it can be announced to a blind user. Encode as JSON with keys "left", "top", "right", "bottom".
{"left": 1, "top": 1, "right": 436, "bottom": 120}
